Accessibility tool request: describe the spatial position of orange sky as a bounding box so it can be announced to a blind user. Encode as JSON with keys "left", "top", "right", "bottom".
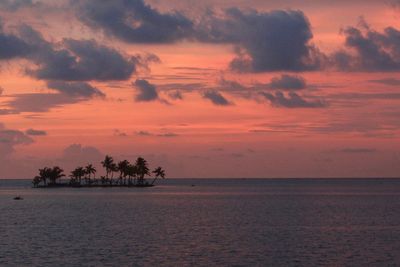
{"left": 0, "top": 0, "right": 400, "bottom": 178}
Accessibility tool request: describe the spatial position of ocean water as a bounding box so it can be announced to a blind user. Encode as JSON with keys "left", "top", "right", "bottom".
{"left": 1, "top": 178, "right": 400, "bottom": 266}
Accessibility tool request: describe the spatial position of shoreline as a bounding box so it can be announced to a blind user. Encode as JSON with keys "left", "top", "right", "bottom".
{"left": 34, "top": 183, "right": 155, "bottom": 188}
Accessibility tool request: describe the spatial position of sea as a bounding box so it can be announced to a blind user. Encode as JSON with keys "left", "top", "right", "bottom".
{"left": 1, "top": 178, "right": 400, "bottom": 266}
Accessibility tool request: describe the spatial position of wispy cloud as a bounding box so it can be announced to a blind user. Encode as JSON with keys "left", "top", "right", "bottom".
{"left": 260, "top": 91, "right": 326, "bottom": 108}
{"left": 25, "top": 128, "right": 47, "bottom": 136}
{"left": 340, "top": 148, "right": 377, "bottom": 153}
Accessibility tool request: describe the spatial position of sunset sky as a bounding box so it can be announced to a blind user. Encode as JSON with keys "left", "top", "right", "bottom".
{"left": 1, "top": 0, "right": 400, "bottom": 178}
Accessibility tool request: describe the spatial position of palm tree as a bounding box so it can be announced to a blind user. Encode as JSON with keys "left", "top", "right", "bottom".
{"left": 38, "top": 167, "right": 51, "bottom": 186}
{"left": 49, "top": 166, "right": 65, "bottom": 185}
{"left": 32, "top": 155, "right": 167, "bottom": 188}
{"left": 135, "top": 157, "right": 150, "bottom": 185}
{"left": 69, "top": 171, "right": 78, "bottom": 185}
{"left": 151, "top": 167, "right": 166, "bottom": 185}
{"left": 70, "top": 167, "right": 85, "bottom": 185}
{"left": 101, "top": 155, "right": 113, "bottom": 178}
{"left": 33, "top": 166, "right": 64, "bottom": 186}
{"left": 101, "top": 155, "right": 114, "bottom": 185}
{"left": 126, "top": 164, "right": 137, "bottom": 185}
{"left": 85, "top": 164, "right": 96, "bottom": 185}
{"left": 32, "top": 175, "right": 41, "bottom": 187}
{"left": 117, "top": 160, "right": 130, "bottom": 185}
{"left": 109, "top": 162, "right": 118, "bottom": 185}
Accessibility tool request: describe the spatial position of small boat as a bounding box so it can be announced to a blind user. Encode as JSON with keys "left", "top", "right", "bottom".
{"left": 13, "top": 196, "right": 23, "bottom": 200}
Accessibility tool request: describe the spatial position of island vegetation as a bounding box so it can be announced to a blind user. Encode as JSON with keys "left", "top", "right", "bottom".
{"left": 32, "top": 155, "right": 165, "bottom": 188}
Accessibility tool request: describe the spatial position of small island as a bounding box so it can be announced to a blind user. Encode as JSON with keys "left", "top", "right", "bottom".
{"left": 32, "top": 155, "right": 165, "bottom": 188}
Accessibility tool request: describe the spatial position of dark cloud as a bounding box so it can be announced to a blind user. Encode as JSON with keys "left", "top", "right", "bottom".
{"left": 198, "top": 9, "right": 323, "bottom": 72}
{"left": 368, "top": 78, "right": 400, "bottom": 86}
{"left": 76, "top": 0, "right": 194, "bottom": 43}
{"left": 340, "top": 148, "right": 377, "bottom": 153}
{"left": 134, "top": 79, "right": 159, "bottom": 102}
{"left": 0, "top": 123, "right": 33, "bottom": 157}
{"left": 20, "top": 25, "right": 138, "bottom": 81}
{"left": 1, "top": 23, "right": 157, "bottom": 81}
{"left": 0, "top": 22, "right": 31, "bottom": 59}
{"left": 75, "top": 2, "right": 322, "bottom": 72}
{"left": 261, "top": 91, "right": 326, "bottom": 108}
{"left": 331, "top": 25, "right": 400, "bottom": 71}
{"left": 47, "top": 81, "right": 105, "bottom": 97}
{"left": 0, "top": 0, "right": 36, "bottom": 11}
{"left": 203, "top": 90, "right": 232, "bottom": 106}
{"left": 268, "top": 74, "right": 306, "bottom": 90}
{"left": 25, "top": 128, "right": 46, "bottom": 136}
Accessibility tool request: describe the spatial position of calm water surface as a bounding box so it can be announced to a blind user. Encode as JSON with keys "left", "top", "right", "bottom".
{"left": 1, "top": 178, "right": 400, "bottom": 266}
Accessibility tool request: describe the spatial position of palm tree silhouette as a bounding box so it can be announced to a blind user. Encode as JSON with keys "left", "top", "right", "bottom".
{"left": 85, "top": 164, "right": 96, "bottom": 185}
{"left": 135, "top": 157, "right": 150, "bottom": 185}
{"left": 69, "top": 171, "right": 78, "bottom": 185}
{"left": 70, "top": 167, "right": 85, "bottom": 185}
{"left": 109, "top": 162, "right": 118, "bottom": 185}
{"left": 101, "top": 155, "right": 114, "bottom": 184}
{"left": 33, "top": 155, "right": 166, "bottom": 188}
{"left": 48, "top": 166, "right": 65, "bottom": 185}
{"left": 126, "top": 164, "right": 137, "bottom": 185}
{"left": 151, "top": 167, "right": 166, "bottom": 185}
{"left": 38, "top": 167, "right": 51, "bottom": 186}
{"left": 117, "top": 160, "right": 130, "bottom": 185}
{"left": 33, "top": 166, "right": 64, "bottom": 186}
{"left": 32, "top": 175, "right": 41, "bottom": 187}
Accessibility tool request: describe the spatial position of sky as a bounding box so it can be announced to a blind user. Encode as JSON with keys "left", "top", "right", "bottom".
{"left": 1, "top": 0, "right": 400, "bottom": 178}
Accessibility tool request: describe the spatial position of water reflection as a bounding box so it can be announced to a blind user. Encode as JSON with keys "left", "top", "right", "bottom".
{"left": 1, "top": 179, "right": 400, "bottom": 266}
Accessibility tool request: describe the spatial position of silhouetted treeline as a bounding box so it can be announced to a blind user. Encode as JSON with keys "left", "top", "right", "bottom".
{"left": 32, "top": 155, "right": 165, "bottom": 188}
